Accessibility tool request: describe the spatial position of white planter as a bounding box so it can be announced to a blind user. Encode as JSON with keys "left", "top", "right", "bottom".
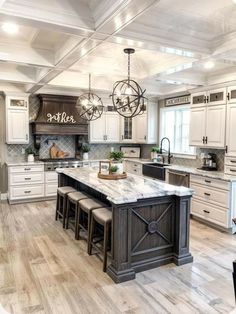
{"left": 27, "top": 154, "right": 34, "bottom": 162}
{"left": 115, "top": 162, "right": 124, "bottom": 174}
{"left": 83, "top": 152, "right": 89, "bottom": 160}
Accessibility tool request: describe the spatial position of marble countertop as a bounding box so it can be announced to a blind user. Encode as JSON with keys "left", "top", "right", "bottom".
{"left": 6, "top": 161, "right": 44, "bottom": 166}
{"left": 165, "top": 165, "right": 236, "bottom": 182}
{"left": 58, "top": 167, "right": 193, "bottom": 204}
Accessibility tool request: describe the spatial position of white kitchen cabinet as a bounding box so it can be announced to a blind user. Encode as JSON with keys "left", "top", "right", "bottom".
{"left": 89, "top": 112, "right": 120, "bottom": 143}
{"left": 135, "top": 114, "right": 147, "bottom": 143}
{"left": 226, "top": 103, "right": 236, "bottom": 156}
{"left": 189, "top": 104, "right": 226, "bottom": 148}
{"left": 120, "top": 117, "right": 135, "bottom": 143}
{"left": 6, "top": 94, "right": 29, "bottom": 144}
{"left": 190, "top": 174, "right": 236, "bottom": 231}
{"left": 191, "top": 91, "right": 207, "bottom": 107}
{"left": 189, "top": 107, "right": 206, "bottom": 146}
{"left": 226, "top": 86, "right": 236, "bottom": 104}
{"left": 208, "top": 88, "right": 227, "bottom": 106}
{"left": 205, "top": 105, "right": 226, "bottom": 148}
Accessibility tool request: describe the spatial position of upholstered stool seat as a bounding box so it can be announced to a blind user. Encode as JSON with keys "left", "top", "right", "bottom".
{"left": 66, "top": 191, "right": 89, "bottom": 230}
{"left": 55, "top": 186, "right": 77, "bottom": 228}
{"left": 76, "top": 198, "right": 106, "bottom": 253}
{"left": 88, "top": 207, "right": 112, "bottom": 272}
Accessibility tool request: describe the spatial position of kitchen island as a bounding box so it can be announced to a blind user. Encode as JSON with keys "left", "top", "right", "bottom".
{"left": 58, "top": 167, "right": 194, "bottom": 283}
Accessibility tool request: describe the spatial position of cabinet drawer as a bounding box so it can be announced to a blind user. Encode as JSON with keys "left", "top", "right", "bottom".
{"left": 225, "top": 157, "right": 236, "bottom": 166}
{"left": 190, "top": 174, "right": 229, "bottom": 191}
{"left": 191, "top": 183, "right": 229, "bottom": 208}
{"left": 45, "top": 183, "right": 58, "bottom": 197}
{"left": 10, "top": 172, "right": 44, "bottom": 185}
{"left": 45, "top": 171, "right": 58, "bottom": 182}
{"left": 10, "top": 184, "right": 44, "bottom": 200}
{"left": 224, "top": 165, "right": 236, "bottom": 176}
{"left": 191, "top": 199, "right": 229, "bottom": 228}
{"left": 9, "top": 165, "right": 44, "bottom": 174}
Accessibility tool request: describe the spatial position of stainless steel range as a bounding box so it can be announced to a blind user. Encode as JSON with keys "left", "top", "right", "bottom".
{"left": 41, "top": 158, "right": 82, "bottom": 171}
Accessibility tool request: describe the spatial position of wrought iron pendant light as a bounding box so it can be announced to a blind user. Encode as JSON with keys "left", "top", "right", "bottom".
{"left": 76, "top": 74, "right": 104, "bottom": 121}
{"left": 111, "top": 48, "right": 147, "bottom": 118}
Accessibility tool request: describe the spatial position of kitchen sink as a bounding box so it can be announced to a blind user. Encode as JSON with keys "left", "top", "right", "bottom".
{"left": 142, "top": 163, "right": 169, "bottom": 181}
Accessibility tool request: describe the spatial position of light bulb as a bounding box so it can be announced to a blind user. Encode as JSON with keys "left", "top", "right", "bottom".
{"left": 116, "top": 90, "right": 121, "bottom": 97}
{"left": 92, "top": 99, "right": 98, "bottom": 106}
{"left": 125, "top": 87, "right": 132, "bottom": 95}
{"left": 81, "top": 98, "right": 88, "bottom": 107}
{"left": 2, "top": 22, "right": 18, "bottom": 34}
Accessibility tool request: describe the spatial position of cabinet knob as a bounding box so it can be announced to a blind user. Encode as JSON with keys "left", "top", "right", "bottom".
{"left": 203, "top": 210, "right": 210, "bottom": 214}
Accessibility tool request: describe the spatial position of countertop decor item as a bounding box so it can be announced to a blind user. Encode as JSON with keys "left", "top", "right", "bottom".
{"left": 76, "top": 73, "right": 104, "bottom": 121}
{"left": 25, "top": 147, "right": 37, "bottom": 162}
{"left": 81, "top": 143, "right": 90, "bottom": 160}
{"left": 110, "top": 48, "right": 147, "bottom": 118}
{"left": 98, "top": 160, "right": 127, "bottom": 180}
{"left": 109, "top": 150, "right": 124, "bottom": 174}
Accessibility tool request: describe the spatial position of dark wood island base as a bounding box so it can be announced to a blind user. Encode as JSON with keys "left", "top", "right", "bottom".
{"left": 58, "top": 170, "right": 193, "bottom": 283}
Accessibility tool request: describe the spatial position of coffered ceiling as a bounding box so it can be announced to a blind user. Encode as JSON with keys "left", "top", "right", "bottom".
{"left": 1, "top": 0, "right": 236, "bottom": 97}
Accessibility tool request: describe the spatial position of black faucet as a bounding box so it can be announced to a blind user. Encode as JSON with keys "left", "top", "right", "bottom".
{"left": 160, "top": 137, "right": 172, "bottom": 164}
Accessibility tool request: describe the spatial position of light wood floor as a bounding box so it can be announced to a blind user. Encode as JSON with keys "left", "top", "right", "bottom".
{"left": 0, "top": 200, "right": 236, "bottom": 314}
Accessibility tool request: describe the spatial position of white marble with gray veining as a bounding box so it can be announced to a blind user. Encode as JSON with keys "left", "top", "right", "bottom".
{"left": 165, "top": 165, "right": 236, "bottom": 182}
{"left": 58, "top": 167, "right": 193, "bottom": 204}
{"left": 6, "top": 161, "right": 44, "bottom": 167}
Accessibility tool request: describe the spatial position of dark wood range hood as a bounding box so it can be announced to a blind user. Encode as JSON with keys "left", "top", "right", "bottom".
{"left": 32, "top": 94, "right": 88, "bottom": 135}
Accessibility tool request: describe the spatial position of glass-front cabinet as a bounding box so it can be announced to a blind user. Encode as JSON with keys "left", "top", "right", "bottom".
{"left": 120, "top": 117, "right": 135, "bottom": 142}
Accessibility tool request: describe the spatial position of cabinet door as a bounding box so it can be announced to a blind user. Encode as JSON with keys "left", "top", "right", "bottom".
{"left": 226, "top": 103, "right": 236, "bottom": 156}
{"left": 89, "top": 115, "right": 106, "bottom": 143}
{"left": 206, "top": 105, "right": 226, "bottom": 148}
{"left": 135, "top": 114, "right": 147, "bottom": 143}
{"left": 191, "top": 92, "right": 207, "bottom": 107}
{"left": 6, "top": 109, "right": 29, "bottom": 144}
{"left": 208, "top": 88, "right": 226, "bottom": 106}
{"left": 189, "top": 107, "right": 206, "bottom": 146}
{"left": 120, "top": 117, "right": 135, "bottom": 142}
{"left": 227, "top": 86, "right": 236, "bottom": 104}
{"left": 105, "top": 113, "right": 120, "bottom": 143}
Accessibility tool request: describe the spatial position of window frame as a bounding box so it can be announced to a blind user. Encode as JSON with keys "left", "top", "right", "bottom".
{"left": 159, "top": 104, "right": 196, "bottom": 158}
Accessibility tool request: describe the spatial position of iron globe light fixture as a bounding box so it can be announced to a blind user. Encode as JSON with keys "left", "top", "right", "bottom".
{"left": 111, "top": 48, "right": 147, "bottom": 118}
{"left": 76, "top": 74, "right": 104, "bottom": 121}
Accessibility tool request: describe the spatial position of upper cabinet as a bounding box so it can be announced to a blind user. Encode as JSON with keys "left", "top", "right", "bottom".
{"left": 226, "top": 103, "right": 236, "bottom": 156}
{"left": 227, "top": 86, "right": 236, "bottom": 104}
{"left": 189, "top": 89, "right": 226, "bottom": 148}
{"left": 120, "top": 117, "right": 135, "bottom": 143}
{"left": 6, "top": 94, "right": 29, "bottom": 144}
{"left": 89, "top": 112, "right": 120, "bottom": 143}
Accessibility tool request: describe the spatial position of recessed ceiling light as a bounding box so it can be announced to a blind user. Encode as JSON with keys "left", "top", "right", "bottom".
{"left": 2, "top": 22, "right": 19, "bottom": 35}
{"left": 204, "top": 61, "right": 215, "bottom": 69}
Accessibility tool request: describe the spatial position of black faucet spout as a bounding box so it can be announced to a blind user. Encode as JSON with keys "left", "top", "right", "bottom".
{"left": 160, "top": 137, "right": 172, "bottom": 164}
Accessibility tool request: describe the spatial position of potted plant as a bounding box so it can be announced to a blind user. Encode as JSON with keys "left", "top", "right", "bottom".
{"left": 81, "top": 144, "right": 90, "bottom": 160}
{"left": 109, "top": 151, "right": 124, "bottom": 174}
{"left": 151, "top": 146, "right": 160, "bottom": 160}
{"left": 110, "top": 165, "right": 118, "bottom": 174}
{"left": 25, "top": 147, "right": 36, "bottom": 162}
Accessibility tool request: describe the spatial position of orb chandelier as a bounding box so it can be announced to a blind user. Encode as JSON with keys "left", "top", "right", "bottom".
{"left": 76, "top": 74, "right": 104, "bottom": 121}
{"left": 111, "top": 48, "right": 147, "bottom": 118}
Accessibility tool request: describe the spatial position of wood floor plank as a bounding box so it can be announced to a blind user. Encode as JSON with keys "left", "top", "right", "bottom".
{"left": 0, "top": 200, "right": 235, "bottom": 314}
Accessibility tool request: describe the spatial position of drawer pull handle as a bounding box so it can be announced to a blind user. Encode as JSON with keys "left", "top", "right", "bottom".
{"left": 230, "top": 169, "right": 236, "bottom": 172}
{"left": 24, "top": 168, "right": 31, "bottom": 171}
{"left": 230, "top": 160, "right": 236, "bottom": 163}
{"left": 24, "top": 190, "right": 31, "bottom": 194}
{"left": 24, "top": 178, "right": 31, "bottom": 180}
{"left": 203, "top": 210, "right": 210, "bottom": 214}
{"left": 204, "top": 192, "right": 211, "bottom": 196}
{"left": 205, "top": 179, "right": 211, "bottom": 183}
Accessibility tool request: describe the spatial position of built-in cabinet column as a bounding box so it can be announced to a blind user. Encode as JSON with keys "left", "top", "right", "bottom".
{"left": 5, "top": 94, "right": 29, "bottom": 144}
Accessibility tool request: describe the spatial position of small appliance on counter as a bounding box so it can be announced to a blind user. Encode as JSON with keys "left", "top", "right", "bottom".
{"left": 198, "top": 153, "right": 217, "bottom": 171}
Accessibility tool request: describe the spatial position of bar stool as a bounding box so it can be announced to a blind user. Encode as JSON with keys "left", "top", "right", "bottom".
{"left": 65, "top": 191, "right": 89, "bottom": 231}
{"left": 55, "top": 186, "right": 77, "bottom": 228}
{"left": 76, "top": 198, "right": 106, "bottom": 253}
{"left": 88, "top": 207, "right": 112, "bottom": 272}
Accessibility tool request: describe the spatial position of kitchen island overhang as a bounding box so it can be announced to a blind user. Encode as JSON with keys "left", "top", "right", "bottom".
{"left": 58, "top": 168, "right": 194, "bottom": 283}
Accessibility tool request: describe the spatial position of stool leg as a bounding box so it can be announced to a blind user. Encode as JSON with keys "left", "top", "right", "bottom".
{"left": 62, "top": 195, "right": 67, "bottom": 228}
{"left": 87, "top": 211, "right": 93, "bottom": 254}
{"left": 103, "top": 223, "right": 109, "bottom": 272}
{"left": 88, "top": 214, "right": 95, "bottom": 255}
{"left": 55, "top": 193, "right": 59, "bottom": 221}
{"left": 75, "top": 206, "right": 81, "bottom": 240}
{"left": 65, "top": 198, "right": 70, "bottom": 229}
